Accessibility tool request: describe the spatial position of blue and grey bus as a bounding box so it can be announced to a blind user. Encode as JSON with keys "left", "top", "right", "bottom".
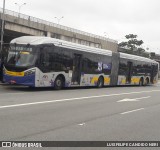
{"left": 4, "top": 36, "right": 159, "bottom": 89}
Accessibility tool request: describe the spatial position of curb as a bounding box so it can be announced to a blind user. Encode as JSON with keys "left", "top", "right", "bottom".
{"left": 0, "top": 82, "right": 7, "bottom": 85}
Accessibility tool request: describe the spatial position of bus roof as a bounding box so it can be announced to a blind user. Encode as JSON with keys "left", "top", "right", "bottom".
{"left": 120, "top": 52, "right": 157, "bottom": 64}
{"left": 10, "top": 36, "right": 112, "bottom": 56}
{"left": 10, "top": 36, "right": 158, "bottom": 64}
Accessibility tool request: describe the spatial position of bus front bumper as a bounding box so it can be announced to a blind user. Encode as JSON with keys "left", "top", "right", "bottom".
{"left": 3, "top": 74, "right": 35, "bottom": 87}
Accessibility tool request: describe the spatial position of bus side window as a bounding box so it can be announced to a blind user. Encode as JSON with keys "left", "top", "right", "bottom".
{"left": 39, "top": 47, "right": 51, "bottom": 72}
{"left": 40, "top": 52, "right": 44, "bottom": 66}
{"left": 40, "top": 52, "right": 49, "bottom": 67}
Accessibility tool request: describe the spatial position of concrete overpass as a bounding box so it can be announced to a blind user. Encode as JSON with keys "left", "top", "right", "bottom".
{"left": 0, "top": 8, "right": 118, "bottom": 52}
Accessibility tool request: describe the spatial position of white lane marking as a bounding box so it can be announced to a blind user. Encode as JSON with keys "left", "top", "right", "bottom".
{"left": 78, "top": 123, "right": 85, "bottom": 126}
{"left": 117, "top": 96, "right": 150, "bottom": 102}
{"left": 120, "top": 108, "right": 144, "bottom": 115}
{"left": 0, "top": 90, "right": 160, "bottom": 109}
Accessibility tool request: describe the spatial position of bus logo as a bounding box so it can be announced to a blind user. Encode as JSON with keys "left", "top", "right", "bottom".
{"left": 2, "top": 142, "right": 12, "bottom": 147}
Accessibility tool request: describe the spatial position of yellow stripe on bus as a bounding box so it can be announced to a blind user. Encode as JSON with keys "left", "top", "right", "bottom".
{"left": 131, "top": 77, "right": 140, "bottom": 84}
{"left": 91, "top": 76, "right": 110, "bottom": 84}
{"left": 104, "top": 77, "right": 110, "bottom": 84}
{"left": 5, "top": 70, "right": 24, "bottom": 77}
{"left": 121, "top": 79, "right": 126, "bottom": 84}
{"left": 91, "top": 77, "right": 98, "bottom": 84}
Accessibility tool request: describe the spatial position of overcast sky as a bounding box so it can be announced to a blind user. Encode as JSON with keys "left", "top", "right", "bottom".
{"left": 1, "top": 0, "right": 160, "bottom": 53}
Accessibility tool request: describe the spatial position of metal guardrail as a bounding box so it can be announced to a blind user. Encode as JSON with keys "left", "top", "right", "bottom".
{"left": 0, "top": 7, "right": 117, "bottom": 43}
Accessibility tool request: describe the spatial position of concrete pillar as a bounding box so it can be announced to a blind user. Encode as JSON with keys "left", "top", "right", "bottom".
{"left": 47, "top": 32, "right": 51, "bottom": 37}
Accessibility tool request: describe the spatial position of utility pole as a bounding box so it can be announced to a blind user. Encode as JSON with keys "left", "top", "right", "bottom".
{"left": 0, "top": 0, "right": 5, "bottom": 81}
{"left": 0, "top": 0, "right": 6, "bottom": 59}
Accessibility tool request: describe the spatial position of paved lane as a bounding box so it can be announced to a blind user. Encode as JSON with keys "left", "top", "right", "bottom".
{"left": 0, "top": 84, "right": 160, "bottom": 149}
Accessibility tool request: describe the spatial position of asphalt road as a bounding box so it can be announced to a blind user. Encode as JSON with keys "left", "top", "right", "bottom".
{"left": 0, "top": 83, "right": 160, "bottom": 150}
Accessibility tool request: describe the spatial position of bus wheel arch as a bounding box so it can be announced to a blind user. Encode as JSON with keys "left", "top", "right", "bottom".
{"left": 97, "top": 76, "right": 104, "bottom": 88}
{"left": 54, "top": 74, "right": 65, "bottom": 90}
{"left": 139, "top": 77, "right": 144, "bottom": 86}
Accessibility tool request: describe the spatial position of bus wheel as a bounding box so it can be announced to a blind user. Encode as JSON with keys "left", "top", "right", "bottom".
{"left": 97, "top": 77, "right": 104, "bottom": 88}
{"left": 54, "top": 76, "right": 63, "bottom": 90}
{"left": 139, "top": 78, "right": 143, "bottom": 86}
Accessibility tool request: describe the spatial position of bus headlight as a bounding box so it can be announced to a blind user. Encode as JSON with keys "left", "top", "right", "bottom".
{"left": 24, "top": 69, "right": 36, "bottom": 76}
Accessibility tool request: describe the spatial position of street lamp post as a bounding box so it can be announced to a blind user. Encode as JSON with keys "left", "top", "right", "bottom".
{"left": 15, "top": 2, "right": 26, "bottom": 17}
{"left": 0, "top": 0, "right": 6, "bottom": 59}
{"left": 54, "top": 16, "right": 64, "bottom": 24}
{"left": 104, "top": 32, "right": 109, "bottom": 39}
{"left": 0, "top": 0, "right": 6, "bottom": 81}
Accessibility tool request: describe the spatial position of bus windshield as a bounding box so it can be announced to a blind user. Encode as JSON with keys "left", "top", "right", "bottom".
{"left": 7, "top": 45, "right": 38, "bottom": 67}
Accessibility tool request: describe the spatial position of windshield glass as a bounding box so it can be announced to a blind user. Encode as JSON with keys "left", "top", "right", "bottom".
{"left": 7, "top": 45, "right": 38, "bottom": 67}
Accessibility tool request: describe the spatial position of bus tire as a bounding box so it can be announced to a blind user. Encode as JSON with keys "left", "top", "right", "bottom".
{"left": 97, "top": 76, "right": 104, "bottom": 88}
{"left": 139, "top": 78, "right": 143, "bottom": 86}
{"left": 54, "top": 76, "right": 63, "bottom": 90}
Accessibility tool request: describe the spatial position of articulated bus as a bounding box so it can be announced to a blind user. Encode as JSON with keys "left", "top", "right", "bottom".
{"left": 4, "top": 36, "right": 159, "bottom": 89}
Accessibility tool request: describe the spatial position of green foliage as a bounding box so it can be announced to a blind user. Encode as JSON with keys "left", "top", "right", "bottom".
{"left": 118, "top": 34, "right": 146, "bottom": 56}
{"left": 125, "top": 34, "right": 137, "bottom": 39}
{"left": 118, "top": 42, "right": 127, "bottom": 47}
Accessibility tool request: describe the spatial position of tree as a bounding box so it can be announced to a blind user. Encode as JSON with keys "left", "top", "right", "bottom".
{"left": 118, "top": 34, "right": 145, "bottom": 55}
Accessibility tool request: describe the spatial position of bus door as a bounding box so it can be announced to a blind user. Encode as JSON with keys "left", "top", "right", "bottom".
{"left": 126, "top": 61, "right": 133, "bottom": 83}
{"left": 71, "top": 54, "right": 82, "bottom": 85}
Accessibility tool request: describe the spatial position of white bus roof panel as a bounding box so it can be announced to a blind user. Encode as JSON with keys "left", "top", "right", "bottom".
{"left": 120, "top": 52, "right": 157, "bottom": 63}
{"left": 10, "top": 36, "right": 112, "bottom": 56}
{"left": 10, "top": 36, "right": 158, "bottom": 64}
